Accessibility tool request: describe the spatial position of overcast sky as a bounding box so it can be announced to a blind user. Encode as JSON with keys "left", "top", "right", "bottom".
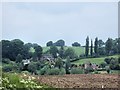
{"left": 2, "top": 2, "right": 118, "bottom": 46}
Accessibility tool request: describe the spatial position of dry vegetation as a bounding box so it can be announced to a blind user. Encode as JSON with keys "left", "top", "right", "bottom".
{"left": 35, "top": 74, "right": 119, "bottom": 88}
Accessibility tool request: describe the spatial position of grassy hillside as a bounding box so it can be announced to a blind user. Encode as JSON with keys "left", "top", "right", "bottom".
{"left": 42, "top": 46, "right": 85, "bottom": 56}
{"left": 72, "top": 55, "right": 119, "bottom": 65}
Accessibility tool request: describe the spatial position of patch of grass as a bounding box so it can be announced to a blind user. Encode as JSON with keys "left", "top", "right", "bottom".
{"left": 42, "top": 46, "right": 85, "bottom": 56}
{"left": 72, "top": 57, "right": 105, "bottom": 65}
{"left": 71, "top": 55, "right": 120, "bottom": 65}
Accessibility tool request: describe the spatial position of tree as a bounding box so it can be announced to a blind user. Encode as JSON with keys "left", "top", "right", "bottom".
{"left": 65, "top": 57, "right": 71, "bottom": 74}
{"left": 16, "top": 54, "right": 23, "bottom": 63}
{"left": 2, "top": 40, "right": 11, "bottom": 59}
{"left": 98, "top": 39, "right": 104, "bottom": 48}
{"left": 49, "top": 46, "right": 58, "bottom": 58}
{"left": 72, "top": 42, "right": 81, "bottom": 47}
{"left": 8, "top": 39, "right": 24, "bottom": 61}
{"left": 28, "top": 62, "right": 37, "bottom": 74}
{"left": 55, "top": 57, "right": 63, "bottom": 69}
{"left": 105, "top": 38, "right": 113, "bottom": 55}
{"left": 118, "top": 38, "right": 120, "bottom": 54}
{"left": 90, "top": 39, "right": 93, "bottom": 57}
{"left": 34, "top": 45, "right": 43, "bottom": 60}
{"left": 46, "top": 41, "right": 53, "bottom": 47}
{"left": 85, "top": 36, "right": 89, "bottom": 57}
{"left": 59, "top": 46, "right": 65, "bottom": 59}
{"left": 64, "top": 48, "right": 76, "bottom": 59}
{"left": 54, "top": 39, "right": 65, "bottom": 46}
{"left": 22, "top": 43, "right": 33, "bottom": 59}
{"left": 94, "top": 37, "right": 98, "bottom": 56}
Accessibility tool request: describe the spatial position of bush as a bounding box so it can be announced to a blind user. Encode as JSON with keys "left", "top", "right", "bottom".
{"left": 59, "top": 68, "right": 66, "bottom": 75}
{"left": 37, "top": 66, "right": 50, "bottom": 75}
{"left": 2, "top": 64, "right": 18, "bottom": 72}
{"left": 21, "top": 71, "right": 31, "bottom": 75}
{"left": 84, "top": 67, "right": 94, "bottom": 74}
{"left": 105, "top": 66, "right": 110, "bottom": 74}
{"left": 104, "top": 58, "right": 111, "bottom": 64}
{"left": 93, "top": 71, "right": 100, "bottom": 74}
{"left": 27, "top": 62, "right": 37, "bottom": 74}
{"left": 70, "top": 67, "right": 84, "bottom": 74}
{"left": 109, "top": 59, "right": 120, "bottom": 70}
{"left": 100, "top": 62, "right": 107, "bottom": 68}
{"left": 2, "top": 58, "right": 11, "bottom": 64}
{"left": 46, "top": 68, "right": 60, "bottom": 75}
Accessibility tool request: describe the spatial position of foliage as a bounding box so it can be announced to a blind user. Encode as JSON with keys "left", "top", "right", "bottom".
{"left": 2, "top": 58, "right": 11, "bottom": 64}
{"left": 55, "top": 57, "right": 63, "bottom": 69}
{"left": 70, "top": 67, "right": 84, "bottom": 74}
{"left": 105, "top": 66, "right": 110, "bottom": 73}
{"left": 85, "top": 36, "right": 89, "bottom": 57}
{"left": 27, "top": 62, "right": 37, "bottom": 74}
{"left": 72, "top": 42, "right": 81, "bottom": 47}
{"left": 46, "top": 41, "right": 53, "bottom": 47}
{"left": 54, "top": 39, "right": 65, "bottom": 46}
{"left": 46, "top": 68, "right": 60, "bottom": 75}
{"left": 64, "top": 48, "right": 76, "bottom": 59}
{"left": 34, "top": 45, "right": 43, "bottom": 60}
{"left": 2, "top": 63, "right": 18, "bottom": 72}
{"left": 84, "top": 66, "right": 94, "bottom": 74}
{"left": 59, "top": 46, "right": 65, "bottom": 58}
{"left": 105, "top": 38, "right": 113, "bottom": 55}
{"left": 1, "top": 72, "right": 47, "bottom": 89}
{"left": 109, "top": 58, "right": 120, "bottom": 70}
{"left": 16, "top": 54, "right": 23, "bottom": 63}
{"left": 37, "top": 65, "right": 50, "bottom": 75}
{"left": 100, "top": 62, "right": 107, "bottom": 68}
{"left": 65, "top": 57, "right": 71, "bottom": 74}
{"left": 104, "top": 58, "right": 111, "bottom": 64}
{"left": 90, "top": 39, "right": 93, "bottom": 57}
{"left": 59, "top": 68, "right": 66, "bottom": 75}
{"left": 49, "top": 46, "right": 58, "bottom": 58}
{"left": 94, "top": 37, "right": 98, "bottom": 56}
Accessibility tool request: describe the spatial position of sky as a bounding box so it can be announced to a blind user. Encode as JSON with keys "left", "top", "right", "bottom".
{"left": 2, "top": 2, "right": 118, "bottom": 46}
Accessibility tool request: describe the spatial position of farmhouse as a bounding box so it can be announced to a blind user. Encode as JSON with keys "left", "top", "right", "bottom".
{"left": 41, "top": 54, "right": 54, "bottom": 61}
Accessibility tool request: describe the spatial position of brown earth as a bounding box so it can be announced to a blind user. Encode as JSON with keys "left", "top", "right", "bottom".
{"left": 35, "top": 74, "right": 120, "bottom": 88}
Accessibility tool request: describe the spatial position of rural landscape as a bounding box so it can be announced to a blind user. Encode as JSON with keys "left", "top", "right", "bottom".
{"left": 1, "top": 37, "right": 120, "bottom": 89}
{"left": 1, "top": 1, "right": 119, "bottom": 89}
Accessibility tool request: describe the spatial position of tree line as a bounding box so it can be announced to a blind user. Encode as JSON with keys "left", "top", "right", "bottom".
{"left": 85, "top": 37, "right": 120, "bottom": 57}
{"left": 1, "top": 37, "right": 120, "bottom": 62}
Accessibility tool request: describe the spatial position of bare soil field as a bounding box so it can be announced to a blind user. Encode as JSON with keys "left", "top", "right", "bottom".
{"left": 36, "top": 74, "right": 120, "bottom": 88}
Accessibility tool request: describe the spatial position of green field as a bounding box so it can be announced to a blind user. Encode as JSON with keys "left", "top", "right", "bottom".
{"left": 42, "top": 46, "right": 85, "bottom": 56}
{"left": 72, "top": 55, "right": 119, "bottom": 65}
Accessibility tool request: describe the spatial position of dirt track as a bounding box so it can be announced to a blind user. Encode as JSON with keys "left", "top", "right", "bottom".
{"left": 36, "top": 74, "right": 120, "bottom": 88}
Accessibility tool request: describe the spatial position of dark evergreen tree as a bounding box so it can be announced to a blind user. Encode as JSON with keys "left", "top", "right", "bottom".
{"left": 94, "top": 37, "right": 98, "bottom": 56}
{"left": 105, "top": 38, "right": 113, "bottom": 55}
{"left": 90, "top": 39, "right": 93, "bottom": 57}
{"left": 85, "top": 36, "right": 89, "bottom": 57}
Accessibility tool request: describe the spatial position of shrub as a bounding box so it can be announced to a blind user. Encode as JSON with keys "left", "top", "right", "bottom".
{"left": 59, "top": 68, "right": 66, "bottom": 75}
{"left": 2, "top": 64, "right": 18, "bottom": 72}
{"left": 94, "top": 71, "right": 100, "bottom": 74}
{"left": 38, "top": 66, "right": 50, "bottom": 75}
{"left": 105, "top": 66, "right": 110, "bottom": 74}
{"left": 109, "top": 59, "right": 120, "bottom": 70}
{"left": 100, "top": 62, "right": 107, "bottom": 68}
{"left": 46, "top": 68, "right": 60, "bottom": 75}
{"left": 27, "top": 62, "right": 37, "bottom": 74}
{"left": 104, "top": 58, "right": 111, "bottom": 64}
{"left": 84, "top": 67, "right": 94, "bottom": 74}
{"left": 21, "top": 71, "right": 31, "bottom": 75}
{"left": 70, "top": 67, "right": 84, "bottom": 74}
{"left": 2, "top": 58, "right": 11, "bottom": 64}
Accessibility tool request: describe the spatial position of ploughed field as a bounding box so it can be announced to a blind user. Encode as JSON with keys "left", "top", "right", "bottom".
{"left": 35, "top": 74, "right": 119, "bottom": 88}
